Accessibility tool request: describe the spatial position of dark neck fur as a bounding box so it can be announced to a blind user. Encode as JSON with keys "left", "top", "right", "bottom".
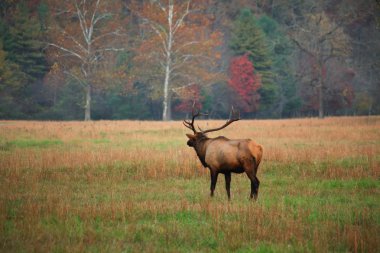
{"left": 193, "top": 135, "right": 209, "bottom": 168}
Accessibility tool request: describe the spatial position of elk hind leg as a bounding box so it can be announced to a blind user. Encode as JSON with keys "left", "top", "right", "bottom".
{"left": 251, "top": 176, "right": 260, "bottom": 200}
{"left": 246, "top": 173, "right": 260, "bottom": 200}
{"left": 245, "top": 159, "right": 260, "bottom": 200}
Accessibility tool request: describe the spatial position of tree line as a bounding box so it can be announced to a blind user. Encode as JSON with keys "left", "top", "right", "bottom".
{"left": 0, "top": 0, "right": 379, "bottom": 121}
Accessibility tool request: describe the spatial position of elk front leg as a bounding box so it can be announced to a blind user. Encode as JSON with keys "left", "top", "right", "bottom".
{"left": 224, "top": 172, "right": 231, "bottom": 200}
{"left": 210, "top": 170, "right": 218, "bottom": 197}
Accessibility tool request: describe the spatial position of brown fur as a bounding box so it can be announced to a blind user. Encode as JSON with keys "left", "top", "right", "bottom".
{"left": 186, "top": 132, "right": 263, "bottom": 200}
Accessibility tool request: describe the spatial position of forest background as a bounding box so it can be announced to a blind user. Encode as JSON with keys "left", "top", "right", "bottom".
{"left": 0, "top": 0, "right": 379, "bottom": 121}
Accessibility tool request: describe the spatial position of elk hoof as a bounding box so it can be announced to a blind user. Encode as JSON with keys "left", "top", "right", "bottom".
{"left": 250, "top": 194, "right": 258, "bottom": 201}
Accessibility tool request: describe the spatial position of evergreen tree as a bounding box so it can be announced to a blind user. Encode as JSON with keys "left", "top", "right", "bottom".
{"left": 4, "top": 2, "right": 47, "bottom": 84}
{"left": 0, "top": 39, "right": 25, "bottom": 118}
{"left": 229, "top": 9, "right": 275, "bottom": 117}
{"left": 0, "top": 1, "right": 48, "bottom": 117}
{"left": 258, "top": 15, "right": 301, "bottom": 117}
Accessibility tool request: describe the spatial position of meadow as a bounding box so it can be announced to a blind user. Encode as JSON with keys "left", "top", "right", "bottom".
{"left": 0, "top": 117, "right": 379, "bottom": 252}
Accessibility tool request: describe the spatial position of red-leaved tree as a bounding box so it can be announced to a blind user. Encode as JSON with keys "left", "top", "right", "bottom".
{"left": 228, "top": 54, "right": 261, "bottom": 112}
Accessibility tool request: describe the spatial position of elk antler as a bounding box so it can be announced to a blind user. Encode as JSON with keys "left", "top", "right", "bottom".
{"left": 183, "top": 101, "right": 209, "bottom": 133}
{"left": 201, "top": 106, "right": 240, "bottom": 134}
{"left": 183, "top": 103, "right": 204, "bottom": 133}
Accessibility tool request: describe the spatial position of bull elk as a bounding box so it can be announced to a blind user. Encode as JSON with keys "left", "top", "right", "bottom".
{"left": 184, "top": 108, "right": 263, "bottom": 200}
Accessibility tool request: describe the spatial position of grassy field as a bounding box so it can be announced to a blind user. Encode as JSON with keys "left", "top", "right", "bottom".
{"left": 0, "top": 117, "right": 379, "bottom": 252}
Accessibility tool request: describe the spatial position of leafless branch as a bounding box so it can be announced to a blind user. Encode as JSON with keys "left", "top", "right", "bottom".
{"left": 47, "top": 43, "right": 84, "bottom": 60}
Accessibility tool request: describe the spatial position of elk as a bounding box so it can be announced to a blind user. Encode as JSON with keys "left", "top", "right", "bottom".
{"left": 184, "top": 108, "right": 263, "bottom": 200}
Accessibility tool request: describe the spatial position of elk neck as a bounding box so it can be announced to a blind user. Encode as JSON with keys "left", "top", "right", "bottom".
{"left": 193, "top": 134, "right": 210, "bottom": 168}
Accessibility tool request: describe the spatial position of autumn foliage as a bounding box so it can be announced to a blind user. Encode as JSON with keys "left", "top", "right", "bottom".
{"left": 129, "top": 0, "right": 222, "bottom": 120}
{"left": 228, "top": 54, "right": 261, "bottom": 112}
{"left": 174, "top": 84, "right": 202, "bottom": 113}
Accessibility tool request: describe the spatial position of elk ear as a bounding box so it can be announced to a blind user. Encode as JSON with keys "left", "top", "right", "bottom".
{"left": 186, "top": 133, "right": 195, "bottom": 139}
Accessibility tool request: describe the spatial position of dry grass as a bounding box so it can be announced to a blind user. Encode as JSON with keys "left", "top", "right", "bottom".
{"left": 0, "top": 116, "right": 379, "bottom": 252}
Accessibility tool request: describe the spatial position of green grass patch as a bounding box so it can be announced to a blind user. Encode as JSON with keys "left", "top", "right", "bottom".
{"left": 5, "top": 139, "right": 63, "bottom": 149}
{"left": 151, "top": 139, "right": 183, "bottom": 150}
{"left": 91, "top": 138, "right": 111, "bottom": 144}
{"left": 311, "top": 178, "right": 379, "bottom": 190}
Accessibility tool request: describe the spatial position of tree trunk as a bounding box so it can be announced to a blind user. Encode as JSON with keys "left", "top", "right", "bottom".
{"left": 162, "top": 3, "right": 174, "bottom": 121}
{"left": 318, "top": 80, "right": 324, "bottom": 119}
{"left": 84, "top": 84, "right": 91, "bottom": 121}
{"left": 318, "top": 60, "right": 326, "bottom": 119}
{"left": 162, "top": 62, "right": 171, "bottom": 121}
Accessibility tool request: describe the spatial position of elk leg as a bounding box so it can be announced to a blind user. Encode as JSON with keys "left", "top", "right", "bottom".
{"left": 244, "top": 157, "right": 260, "bottom": 200}
{"left": 252, "top": 176, "right": 260, "bottom": 200}
{"left": 224, "top": 172, "right": 231, "bottom": 200}
{"left": 210, "top": 171, "right": 218, "bottom": 197}
{"left": 246, "top": 172, "right": 260, "bottom": 200}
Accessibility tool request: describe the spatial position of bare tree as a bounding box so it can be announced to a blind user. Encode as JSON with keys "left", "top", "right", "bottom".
{"left": 130, "top": 0, "right": 222, "bottom": 121}
{"left": 46, "top": 0, "right": 126, "bottom": 120}
{"left": 290, "top": 12, "right": 351, "bottom": 118}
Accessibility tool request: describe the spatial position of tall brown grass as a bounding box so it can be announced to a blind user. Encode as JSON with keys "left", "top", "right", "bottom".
{"left": 0, "top": 116, "right": 379, "bottom": 252}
